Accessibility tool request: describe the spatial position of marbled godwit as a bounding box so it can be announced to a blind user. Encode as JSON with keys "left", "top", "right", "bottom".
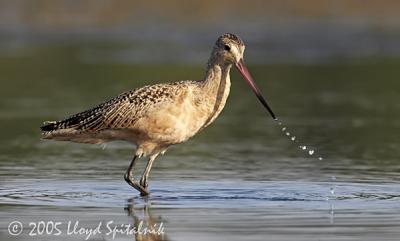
{"left": 41, "top": 33, "right": 276, "bottom": 196}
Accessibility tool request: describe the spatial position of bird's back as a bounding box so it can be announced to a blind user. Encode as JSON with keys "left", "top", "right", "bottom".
{"left": 41, "top": 81, "right": 198, "bottom": 144}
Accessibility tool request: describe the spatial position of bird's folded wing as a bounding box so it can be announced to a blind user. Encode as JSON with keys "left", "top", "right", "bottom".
{"left": 41, "top": 83, "right": 184, "bottom": 134}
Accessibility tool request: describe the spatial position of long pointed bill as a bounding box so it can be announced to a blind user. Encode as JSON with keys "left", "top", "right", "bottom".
{"left": 235, "top": 59, "right": 277, "bottom": 120}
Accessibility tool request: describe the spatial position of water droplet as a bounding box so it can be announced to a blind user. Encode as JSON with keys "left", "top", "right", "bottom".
{"left": 308, "top": 150, "right": 314, "bottom": 155}
{"left": 278, "top": 122, "right": 282, "bottom": 126}
{"left": 281, "top": 127, "right": 286, "bottom": 131}
{"left": 318, "top": 157, "right": 323, "bottom": 160}
{"left": 291, "top": 136, "right": 296, "bottom": 141}
{"left": 285, "top": 132, "right": 290, "bottom": 136}
{"left": 330, "top": 187, "right": 335, "bottom": 195}
{"left": 329, "top": 203, "right": 335, "bottom": 224}
{"left": 301, "top": 146, "right": 307, "bottom": 150}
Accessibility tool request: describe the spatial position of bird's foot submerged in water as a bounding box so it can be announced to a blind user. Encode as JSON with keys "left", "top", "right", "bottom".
{"left": 139, "top": 175, "right": 149, "bottom": 190}
{"left": 124, "top": 173, "right": 149, "bottom": 196}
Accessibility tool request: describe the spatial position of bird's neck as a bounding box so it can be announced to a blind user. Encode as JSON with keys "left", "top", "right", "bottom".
{"left": 202, "top": 59, "right": 232, "bottom": 95}
{"left": 197, "top": 58, "right": 232, "bottom": 129}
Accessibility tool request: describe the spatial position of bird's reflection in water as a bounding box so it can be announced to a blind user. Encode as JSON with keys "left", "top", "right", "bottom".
{"left": 125, "top": 197, "right": 168, "bottom": 241}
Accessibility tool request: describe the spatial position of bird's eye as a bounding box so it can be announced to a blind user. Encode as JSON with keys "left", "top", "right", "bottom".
{"left": 224, "top": 45, "right": 231, "bottom": 51}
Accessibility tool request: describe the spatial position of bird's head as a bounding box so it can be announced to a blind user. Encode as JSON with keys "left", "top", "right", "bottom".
{"left": 211, "top": 33, "right": 277, "bottom": 120}
{"left": 213, "top": 33, "right": 245, "bottom": 65}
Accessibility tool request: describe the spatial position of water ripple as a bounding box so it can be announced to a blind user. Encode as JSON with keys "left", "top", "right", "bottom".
{"left": 1, "top": 179, "right": 400, "bottom": 209}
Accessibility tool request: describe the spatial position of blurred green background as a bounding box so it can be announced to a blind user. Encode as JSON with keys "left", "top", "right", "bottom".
{"left": 0, "top": 0, "right": 399, "bottom": 179}
{"left": 1, "top": 0, "right": 400, "bottom": 63}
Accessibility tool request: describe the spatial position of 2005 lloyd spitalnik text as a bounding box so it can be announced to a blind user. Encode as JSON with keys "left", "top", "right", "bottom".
{"left": 20, "top": 220, "right": 165, "bottom": 239}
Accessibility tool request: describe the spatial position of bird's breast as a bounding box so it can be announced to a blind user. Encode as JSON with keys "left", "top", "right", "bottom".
{"left": 131, "top": 78, "right": 231, "bottom": 147}
{"left": 198, "top": 76, "right": 231, "bottom": 130}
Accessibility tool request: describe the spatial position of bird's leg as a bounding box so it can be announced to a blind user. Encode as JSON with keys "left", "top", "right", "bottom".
{"left": 124, "top": 155, "right": 149, "bottom": 196}
{"left": 139, "top": 154, "right": 159, "bottom": 195}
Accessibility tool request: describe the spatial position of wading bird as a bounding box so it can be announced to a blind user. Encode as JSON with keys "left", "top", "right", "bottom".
{"left": 41, "top": 33, "right": 276, "bottom": 196}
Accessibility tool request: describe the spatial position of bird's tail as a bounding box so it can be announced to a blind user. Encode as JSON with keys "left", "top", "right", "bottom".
{"left": 40, "top": 120, "right": 76, "bottom": 140}
{"left": 40, "top": 104, "right": 106, "bottom": 142}
{"left": 40, "top": 121, "right": 59, "bottom": 132}
{"left": 40, "top": 114, "right": 85, "bottom": 139}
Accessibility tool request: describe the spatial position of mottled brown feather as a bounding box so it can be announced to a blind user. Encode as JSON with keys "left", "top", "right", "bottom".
{"left": 41, "top": 81, "right": 198, "bottom": 138}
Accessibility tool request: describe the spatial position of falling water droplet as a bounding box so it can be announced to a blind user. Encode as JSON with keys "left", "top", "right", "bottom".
{"left": 275, "top": 120, "right": 335, "bottom": 208}
{"left": 330, "top": 176, "right": 336, "bottom": 196}
{"left": 275, "top": 121, "right": 332, "bottom": 188}
{"left": 329, "top": 203, "right": 335, "bottom": 224}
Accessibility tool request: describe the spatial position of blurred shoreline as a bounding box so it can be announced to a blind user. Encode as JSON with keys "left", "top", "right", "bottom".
{"left": 1, "top": 0, "right": 400, "bottom": 64}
